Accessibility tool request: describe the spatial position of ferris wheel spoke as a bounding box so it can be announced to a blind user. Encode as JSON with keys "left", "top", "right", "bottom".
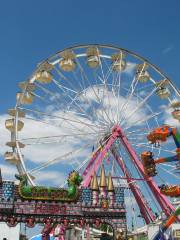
{"left": 19, "top": 107, "right": 105, "bottom": 136}
{"left": 53, "top": 65, "right": 68, "bottom": 81}
{"left": 52, "top": 64, "right": 102, "bottom": 127}
{"left": 34, "top": 83, "right": 61, "bottom": 105}
{"left": 126, "top": 92, "right": 158, "bottom": 145}
{"left": 20, "top": 107, "right": 99, "bottom": 129}
{"left": 66, "top": 109, "right": 108, "bottom": 128}
{"left": 29, "top": 142, "right": 93, "bottom": 174}
{"left": 89, "top": 70, "right": 114, "bottom": 125}
{"left": 118, "top": 76, "right": 139, "bottom": 124}
{"left": 121, "top": 86, "right": 158, "bottom": 126}
{"left": 87, "top": 56, "right": 114, "bottom": 124}
{"left": 68, "top": 90, "right": 108, "bottom": 127}
{"left": 32, "top": 87, "right": 76, "bottom": 115}
{"left": 134, "top": 82, "right": 155, "bottom": 93}
{"left": 53, "top": 65, "right": 85, "bottom": 96}
{"left": 158, "top": 165, "right": 180, "bottom": 180}
{"left": 126, "top": 132, "right": 150, "bottom": 137}
{"left": 128, "top": 136, "right": 147, "bottom": 141}
{"left": 102, "top": 56, "right": 119, "bottom": 83}
{"left": 104, "top": 59, "right": 124, "bottom": 123}
{"left": 131, "top": 142, "right": 176, "bottom": 154}
{"left": 96, "top": 60, "right": 120, "bottom": 124}
{"left": 169, "top": 166, "right": 180, "bottom": 173}
{"left": 160, "top": 163, "right": 177, "bottom": 169}
{"left": 35, "top": 78, "right": 84, "bottom": 118}
{"left": 51, "top": 78, "right": 95, "bottom": 123}
{"left": 51, "top": 78, "right": 77, "bottom": 94}
{"left": 31, "top": 92, "right": 58, "bottom": 106}
{"left": 71, "top": 68, "right": 110, "bottom": 127}
{"left": 104, "top": 56, "right": 125, "bottom": 124}
{"left": 53, "top": 75, "right": 109, "bottom": 129}
{"left": 23, "top": 115, "right": 93, "bottom": 134}
{"left": 19, "top": 132, "right": 101, "bottom": 145}
{"left": 122, "top": 84, "right": 160, "bottom": 127}
{"left": 116, "top": 71, "right": 123, "bottom": 123}
{"left": 121, "top": 77, "right": 170, "bottom": 128}
{"left": 75, "top": 58, "right": 91, "bottom": 89}
{"left": 90, "top": 83, "right": 113, "bottom": 125}
{"left": 99, "top": 58, "right": 117, "bottom": 124}
{"left": 124, "top": 111, "right": 163, "bottom": 131}
{"left": 34, "top": 82, "right": 76, "bottom": 109}
{"left": 49, "top": 78, "right": 89, "bottom": 120}
{"left": 53, "top": 65, "right": 97, "bottom": 116}
{"left": 125, "top": 127, "right": 151, "bottom": 135}
{"left": 95, "top": 76, "right": 116, "bottom": 123}
{"left": 111, "top": 74, "right": 124, "bottom": 122}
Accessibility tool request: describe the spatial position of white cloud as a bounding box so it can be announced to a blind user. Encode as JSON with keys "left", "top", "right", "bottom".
{"left": 78, "top": 86, "right": 147, "bottom": 127}
{"left": 0, "top": 88, "right": 148, "bottom": 180}
{"left": 34, "top": 170, "right": 66, "bottom": 186}
{"left": 124, "top": 62, "right": 136, "bottom": 76}
{"left": 162, "top": 45, "right": 174, "bottom": 54}
{"left": 1, "top": 84, "right": 172, "bottom": 187}
{"left": 0, "top": 163, "right": 16, "bottom": 180}
{"left": 162, "top": 107, "right": 180, "bottom": 127}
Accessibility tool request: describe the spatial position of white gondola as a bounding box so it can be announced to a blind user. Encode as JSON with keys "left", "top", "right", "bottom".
{"left": 5, "top": 119, "right": 24, "bottom": 132}
{"left": 18, "top": 81, "right": 36, "bottom": 91}
{"left": 111, "top": 52, "right": 126, "bottom": 71}
{"left": 156, "top": 87, "right": 170, "bottom": 99}
{"left": 16, "top": 92, "right": 34, "bottom": 104}
{"left": 59, "top": 50, "right": 76, "bottom": 72}
{"left": 86, "top": 47, "right": 100, "bottom": 68}
{"left": 136, "top": 70, "right": 150, "bottom": 83}
{"left": 136, "top": 63, "right": 150, "bottom": 82}
{"left": 8, "top": 109, "right": 25, "bottom": 118}
{"left": 172, "top": 110, "right": 180, "bottom": 121}
{"left": 6, "top": 141, "right": 25, "bottom": 148}
{"left": 171, "top": 101, "right": 180, "bottom": 121}
{"left": 171, "top": 101, "right": 180, "bottom": 109}
{"left": 35, "top": 70, "right": 53, "bottom": 84}
{"left": 4, "top": 152, "right": 20, "bottom": 165}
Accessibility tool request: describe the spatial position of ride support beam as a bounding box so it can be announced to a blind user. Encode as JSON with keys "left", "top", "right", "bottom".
{"left": 82, "top": 126, "right": 121, "bottom": 187}
{"left": 82, "top": 147, "right": 101, "bottom": 177}
{"left": 117, "top": 125, "right": 178, "bottom": 219}
{"left": 111, "top": 147, "right": 156, "bottom": 224}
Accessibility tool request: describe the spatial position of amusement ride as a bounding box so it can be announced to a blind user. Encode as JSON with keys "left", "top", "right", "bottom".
{"left": 0, "top": 44, "right": 180, "bottom": 239}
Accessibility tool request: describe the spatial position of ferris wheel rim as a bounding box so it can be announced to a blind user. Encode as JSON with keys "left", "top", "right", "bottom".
{"left": 14, "top": 43, "right": 179, "bottom": 181}
{"left": 7, "top": 44, "right": 179, "bottom": 227}
{"left": 33, "top": 43, "right": 180, "bottom": 96}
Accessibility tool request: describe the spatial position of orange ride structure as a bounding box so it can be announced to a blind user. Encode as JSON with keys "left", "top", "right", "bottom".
{"left": 141, "top": 125, "right": 180, "bottom": 197}
{"left": 141, "top": 125, "right": 180, "bottom": 239}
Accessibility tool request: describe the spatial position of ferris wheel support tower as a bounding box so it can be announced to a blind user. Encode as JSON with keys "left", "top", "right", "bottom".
{"left": 82, "top": 125, "right": 179, "bottom": 222}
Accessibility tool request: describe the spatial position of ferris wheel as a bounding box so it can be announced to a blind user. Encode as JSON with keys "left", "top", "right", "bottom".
{"left": 4, "top": 44, "right": 180, "bottom": 230}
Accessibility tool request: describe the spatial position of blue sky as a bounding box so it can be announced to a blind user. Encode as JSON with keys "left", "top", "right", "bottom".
{"left": 0, "top": 0, "right": 180, "bottom": 238}
{"left": 0, "top": 0, "right": 179, "bottom": 115}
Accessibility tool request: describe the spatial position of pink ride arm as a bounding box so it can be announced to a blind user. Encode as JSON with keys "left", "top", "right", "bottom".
{"left": 82, "top": 147, "right": 101, "bottom": 177}
{"left": 111, "top": 147, "right": 156, "bottom": 224}
{"left": 118, "top": 127, "right": 179, "bottom": 220}
{"left": 82, "top": 126, "right": 121, "bottom": 187}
